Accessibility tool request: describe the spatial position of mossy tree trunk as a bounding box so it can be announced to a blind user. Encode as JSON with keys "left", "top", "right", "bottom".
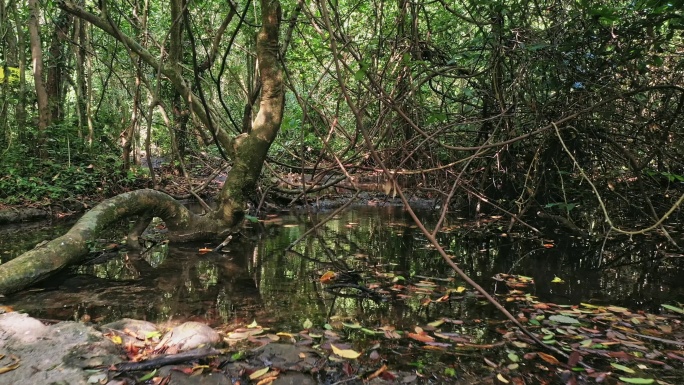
{"left": 0, "top": 0, "right": 283, "bottom": 295}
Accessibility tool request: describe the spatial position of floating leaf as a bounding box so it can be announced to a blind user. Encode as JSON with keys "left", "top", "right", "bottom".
{"left": 320, "top": 271, "right": 337, "bottom": 284}
{"left": 331, "top": 344, "right": 361, "bottom": 359}
{"left": 618, "top": 377, "right": 654, "bottom": 384}
{"left": 549, "top": 315, "right": 580, "bottom": 324}
{"left": 611, "top": 363, "right": 636, "bottom": 374}
{"left": 537, "top": 352, "right": 560, "bottom": 365}
{"left": 408, "top": 332, "right": 435, "bottom": 343}
{"left": 662, "top": 304, "right": 684, "bottom": 314}
{"left": 428, "top": 319, "right": 445, "bottom": 327}
{"left": 551, "top": 276, "right": 565, "bottom": 283}
{"left": 244, "top": 215, "right": 259, "bottom": 223}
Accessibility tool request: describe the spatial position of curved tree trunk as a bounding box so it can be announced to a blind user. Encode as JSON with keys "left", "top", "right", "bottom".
{"left": 0, "top": 189, "right": 230, "bottom": 294}
{"left": 0, "top": 0, "right": 284, "bottom": 295}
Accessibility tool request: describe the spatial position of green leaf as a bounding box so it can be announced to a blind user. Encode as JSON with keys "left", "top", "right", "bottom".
{"left": 662, "top": 304, "right": 684, "bottom": 314}
{"left": 303, "top": 318, "right": 313, "bottom": 329}
{"left": 610, "top": 363, "right": 635, "bottom": 374}
{"left": 618, "top": 377, "right": 654, "bottom": 384}
{"left": 549, "top": 315, "right": 580, "bottom": 324}
{"left": 244, "top": 215, "right": 259, "bottom": 223}
{"left": 137, "top": 369, "right": 157, "bottom": 381}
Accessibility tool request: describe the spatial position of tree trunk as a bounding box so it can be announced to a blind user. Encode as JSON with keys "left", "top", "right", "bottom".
{"left": 28, "top": 0, "right": 51, "bottom": 156}
{"left": 46, "top": 10, "right": 72, "bottom": 124}
{"left": 0, "top": 0, "right": 284, "bottom": 295}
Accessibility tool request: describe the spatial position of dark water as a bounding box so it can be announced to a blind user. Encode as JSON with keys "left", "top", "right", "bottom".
{"left": 1, "top": 205, "right": 683, "bottom": 331}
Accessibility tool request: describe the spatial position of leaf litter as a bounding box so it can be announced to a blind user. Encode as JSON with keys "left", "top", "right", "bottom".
{"left": 88, "top": 263, "right": 684, "bottom": 384}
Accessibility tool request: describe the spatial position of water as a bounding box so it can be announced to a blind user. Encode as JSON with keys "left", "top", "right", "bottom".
{"left": 1, "top": 205, "right": 683, "bottom": 330}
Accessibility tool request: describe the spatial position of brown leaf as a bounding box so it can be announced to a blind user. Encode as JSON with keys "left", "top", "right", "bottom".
{"left": 537, "top": 352, "right": 560, "bottom": 365}
{"left": 408, "top": 332, "right": 434, "bottom": 343}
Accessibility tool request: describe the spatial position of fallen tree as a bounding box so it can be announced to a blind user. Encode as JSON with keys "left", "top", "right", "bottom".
{"left": 0, "top": 0, "right": 284, "bottom": 295}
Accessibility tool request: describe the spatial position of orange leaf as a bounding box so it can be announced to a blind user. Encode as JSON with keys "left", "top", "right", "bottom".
{"left": 537, "top": 352, "right": 560, "bottom": 365}
{"left": 408, "top": 332, "right": 435, "bottom": 343}
{"left": 320, "top": 271, "right": 337, "bottom": 284}
{"left": 198, "top": 247, "right": 212, "bottom": 254}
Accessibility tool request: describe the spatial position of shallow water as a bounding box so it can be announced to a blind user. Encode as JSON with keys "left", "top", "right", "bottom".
{"left": 1, "top": 205, "right": 683, "bottom": 331}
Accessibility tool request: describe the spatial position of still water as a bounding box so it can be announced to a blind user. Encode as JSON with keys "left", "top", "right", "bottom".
{"left": 1, "top": 205, "right": 682, "bottom": 330}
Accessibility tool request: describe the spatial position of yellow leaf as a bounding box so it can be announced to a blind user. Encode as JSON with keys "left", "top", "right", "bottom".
{"left": 249, "top": 367, "right": 270, "bottom": 380}
{"left": 496, "top": 373, "right": 509, "bottom": 383}
{"left": 110, "top": 335, "right": 123, "bottom": 344}
{"left": 331, "top": 344, "right": 361, "bottom": 359}
{"left": 551, "top": 276, "right": 565, "bottom": 283}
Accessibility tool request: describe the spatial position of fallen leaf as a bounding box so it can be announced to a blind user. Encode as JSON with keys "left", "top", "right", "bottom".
{"left": 618, "top": 377, "right": 654, "bottom": 384}
{"left": 537, "top": 352, "right": 560, "bottom": 365}
{"left": 331, "top": 344, "right": 361, "bottom": 359}
{"left": 249, "top": 367, "right": 270, "bottom": 380}
{"left": 408, "top": 332, "right": 435, "bottom": 343}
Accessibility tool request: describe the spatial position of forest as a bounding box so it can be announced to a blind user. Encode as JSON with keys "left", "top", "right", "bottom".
{"left": 0, "top": 0, "right": 683, "bottom": 383}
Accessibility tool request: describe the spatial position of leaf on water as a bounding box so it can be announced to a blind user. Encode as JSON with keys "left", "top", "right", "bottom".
{"left": 610, "top": 363, "right": 636, "bottom": 374}
{"left": 549, "top": 315, "right": 580, "bottom": 324}
{"left": 331, "top": 344, "right": 361, "bottom": 359}
{"left": 244, "top": 214, "right": 259, "bottom": 223}
{"left": 537, "top": 352, "right": 560, "bottom": 365}
{"left": 342, "top": 322, "right": 362, "bottom": 329}
{"left": 618, "top": 377, "right": 654, "bottom": 384}
{"left": 428, "top": 319, "right": 445, "bottom": 327}
{"left": 249, "top": 367, "right": 270, "bottom": 380}
{"left": 483, "top": 357, "right": 498, "bottom": 368}
{"left": 408, "top": 332, "right": 435, "bottom": 343}
{"left": 320, "top": 271, "right": 337, "bottom": 284}
{"left": 551, "top": 276, "right": 565, "bottom": 283}
{"left": 661, "top": 304, "right": 684, "bottom": 314}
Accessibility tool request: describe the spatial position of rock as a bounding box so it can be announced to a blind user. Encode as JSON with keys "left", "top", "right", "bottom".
{"left": 155, "top": 321, "right": 222, "bottom": 352}
{"left": 256, "top": 343, "right": 319, "bottom": 371}
{"left": 0, "top": 312, "right": 122, "bottom": 385}
{"left": 0, "top": 311, "right": 48, "bottom": 343}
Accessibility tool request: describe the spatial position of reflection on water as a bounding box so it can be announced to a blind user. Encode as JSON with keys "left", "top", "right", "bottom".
{"left": 1, "top": 206, "right": 683, "bottom": 330}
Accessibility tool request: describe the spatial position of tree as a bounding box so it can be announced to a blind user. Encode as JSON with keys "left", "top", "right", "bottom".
{"left": 0, "top": 0, "right": 284, "bottom": 295}
{"left": 27, "top": 0, "right": 51, "bottom": 156}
